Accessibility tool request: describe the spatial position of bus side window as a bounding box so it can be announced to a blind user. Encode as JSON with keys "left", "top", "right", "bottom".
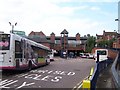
{"left": 15, "top": 41, "right": 22, "bottom": 58}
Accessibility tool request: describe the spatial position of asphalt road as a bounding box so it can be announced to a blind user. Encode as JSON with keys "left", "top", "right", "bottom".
{"left": 0, "top": 57, "right": 96, "bottom": 89}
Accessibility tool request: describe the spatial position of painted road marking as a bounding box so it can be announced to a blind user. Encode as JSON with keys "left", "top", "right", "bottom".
{"left": 16, "top": 82, "right": 35, "bottom": 89}
{"left": 1, "top": 70, "right": 76, "bottom": 88}
{"left": 0, "top": 79, "right": 35, "bottom": 89}
{"left": 15, "top": 70, "right": 76, "bottom": 83}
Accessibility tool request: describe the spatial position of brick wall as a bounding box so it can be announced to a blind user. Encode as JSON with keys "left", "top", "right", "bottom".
{"left": 50, "top": 34, "right": 55, "bottom": 43}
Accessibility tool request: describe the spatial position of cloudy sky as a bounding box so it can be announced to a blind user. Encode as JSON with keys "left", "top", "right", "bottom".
{"left": 0, "top": 0, "right": 119, "bottom": 36}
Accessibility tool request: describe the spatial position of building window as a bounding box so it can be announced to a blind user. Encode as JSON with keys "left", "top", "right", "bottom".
{"left": 76, "top": 40, "right": 81, "bottom": 45}
{"left": 55, "top": 40, "right": 61, "bottom": 44}
{"left": 112, "top": 35, "right": 115, "bottom": 38}
{"left": 68, "top": 40, "right": 76, "bottom": 44}
{"left": 68, "top": 40, "right": 81, "bottom": 47}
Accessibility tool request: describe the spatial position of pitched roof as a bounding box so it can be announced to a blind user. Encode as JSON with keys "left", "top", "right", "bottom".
{"left": 50, "top": 32, "right": 55, "bottom": 35}
{"left": 104, "top": 32, "right": 118, "bottom": 36}
{"left": 28, "top": 31, "right": 49, "bottom": 43}
{"left": 60, "top": 29, "right": 69, "bottom": 34}
{"left": 76, "top": 33, "right": 80, "bottom": 35}
{"left": 28, "top": 35, "right": 49, "bottom": 43}
{"left": 96, "top": 34, "right": 103, "bottom": 37}
{"left": 29, "top": 31, "right": 46, "bottom": 36}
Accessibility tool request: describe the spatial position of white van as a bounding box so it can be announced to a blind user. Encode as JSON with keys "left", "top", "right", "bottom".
{"left": 94, "top": 49, "right": 108, "bottom": 62}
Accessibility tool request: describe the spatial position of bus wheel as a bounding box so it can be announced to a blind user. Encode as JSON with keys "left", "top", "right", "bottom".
{"left": 28, "top": 61, "right": 32, "bottom": 71}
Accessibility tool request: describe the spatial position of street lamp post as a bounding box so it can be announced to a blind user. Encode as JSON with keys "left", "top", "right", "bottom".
{"left": 115, "top": 19, "right": 119, "bottom": 33}
{"left": 9, "top": 22, "right": 17, "bottom": 33}
{"left": 114, "top": 30, "right": 117, "bottom": 32}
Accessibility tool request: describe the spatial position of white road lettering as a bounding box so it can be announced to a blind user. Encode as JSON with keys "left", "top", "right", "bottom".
{"left": 0, "top": 80, "right": 15, "bottom": 86}
{"left": 0, "top": 80, "right": 18, "bottom": 88}
{"left": 47, "top": 70, "right": 53, "bottom": 74}
{"left": 13, "top": 70, "right": 76, "bottom": 85}
{"left": 31, "top": 70, "right": 48, "bottom": 74}
{"left": 33, "top": 75, "right": 42, "bottom": 80}
{"left": 16, "top": 82, "right": 35, "bottom": 89}
{"left": 60, "top": 71, "right": 67, "bottom": 75}
{"left": 0, "top": 79, "right": 9, "bottom": 85}
{"left": 67, "top": 72, "right": 75, "bottom": 76}
{"left": 37, "top": 70, "right": 48, "bottom": 73}
{"left": 30, "top": 70, "right": 38, "bottom": 73}
{"left": 29, "top": 70, "right": 76, "bottom": 76}
{"left": 41, "top": 75, "right": 53, "bottom": 81}
{"left": 51, "top": 76, "right": 62, "bottom": 82}
{"left": 53, "top": 71, "right": 62, "bottom": 75}
{"left": 16, "top": 73, "right": 29, "bottom": 78}
{"left": 25, "top": 74, "right": 38, "bottom": 79}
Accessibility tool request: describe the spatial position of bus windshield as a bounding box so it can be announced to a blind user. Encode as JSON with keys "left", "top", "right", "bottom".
{"left": 0, "top": 34, "right": 10, "bottom": 50}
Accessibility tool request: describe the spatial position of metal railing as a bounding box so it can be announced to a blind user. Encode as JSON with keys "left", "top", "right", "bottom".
{"left": 80, "top": 59, "right": 112, "bottom": 90}
{"left": 90, "top": 59, "right": 110, "bottom": 90}
{"left": 75, "top": 49, "right": 119, "bottom": 90}
{"left": 111, "top": 52, "right": 120, "bottom": 89}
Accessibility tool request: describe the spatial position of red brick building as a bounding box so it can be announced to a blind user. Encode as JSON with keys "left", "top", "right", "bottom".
{"left": 28, "top": 29, "right": 88, "bottom": 56}
{"left": 96, "top": 31, "right": 120, "bottom": 48}
{"left": 113, "top": 37, "right": 120, "bottom": 48}
{"left": 96, "top": 30, "right": 120, "bottom": 48}
{"left": 96, "top": 30, "right": 118, "bottom": 42}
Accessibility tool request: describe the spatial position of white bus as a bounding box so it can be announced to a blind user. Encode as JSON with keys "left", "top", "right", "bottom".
{"left": 94, "top": 49, "right": 108, "bottom": 62}
{"left": 0, "top": 33, "right": 50, "bottom": 70}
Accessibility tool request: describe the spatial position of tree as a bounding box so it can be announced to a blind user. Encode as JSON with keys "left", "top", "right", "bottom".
{"left": 97, "top": 40, "right": 108, "bottom": 48}
{"left": 85, "top": 36, "right": 96, "bottom": 53}
{"left": 107, "top": 38, "right": 116, "bottom": 48}
{"left": 97, "top": 38, "right": 116, "bottom": 48}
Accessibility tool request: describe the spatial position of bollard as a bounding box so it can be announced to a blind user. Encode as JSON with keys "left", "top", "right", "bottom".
{"left": 82, "top": 80, "right": 90, "bottom": 90}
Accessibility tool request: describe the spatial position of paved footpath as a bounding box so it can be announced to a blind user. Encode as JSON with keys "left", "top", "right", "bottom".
{"left": 96, "top": 64, "right": 115, "bottom": 88}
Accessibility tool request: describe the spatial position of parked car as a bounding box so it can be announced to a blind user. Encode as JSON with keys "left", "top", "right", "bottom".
{"left": 86, "top": 53, "right": 94, "bottom": 59}
{"left": 68, "top": 52, "right": 77, "bottom": 58}
{"left": 80, "top": 53, "right": 87, "bottom": 58}
{"left": 48, "top": 52, "right": 54, "bottom": 61}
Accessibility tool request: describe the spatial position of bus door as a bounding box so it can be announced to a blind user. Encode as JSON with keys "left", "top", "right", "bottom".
{"left": 31, "top": 46, "right": 38, "bottom": 64}
{"left": 21, "top": 39, "right": 27, "bottom": 65}
{"left": 15, "top": 40, "right": 23, "bottom": 68}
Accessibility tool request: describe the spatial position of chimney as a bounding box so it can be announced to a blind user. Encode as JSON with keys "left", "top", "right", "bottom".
{"left": 50, "top": 32, "right": 55, "bottom": 43}
{"left": 76, "top": 33, "right": 80, "bottom": 41}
